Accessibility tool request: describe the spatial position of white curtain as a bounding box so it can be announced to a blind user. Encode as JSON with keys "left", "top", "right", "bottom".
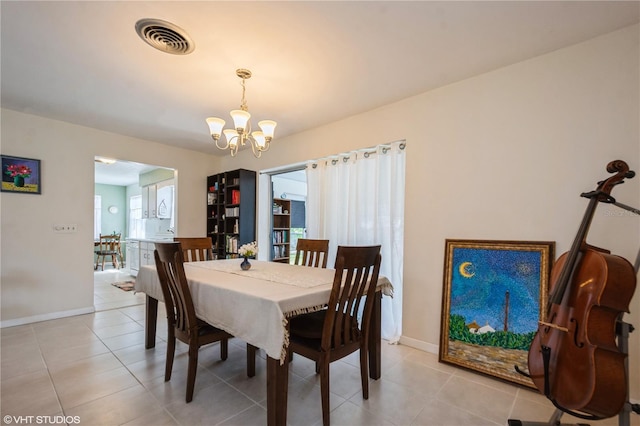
{"left": 306, "top": 140, "right": 405, "bottom": 342}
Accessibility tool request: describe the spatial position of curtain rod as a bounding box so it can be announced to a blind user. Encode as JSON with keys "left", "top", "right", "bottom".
{"left": 311, "top": 141, "right": 406, "bottom": 168}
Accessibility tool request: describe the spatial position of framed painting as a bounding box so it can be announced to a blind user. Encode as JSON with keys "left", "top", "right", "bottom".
{"left": 439, "top": 239, "right": 554, "bottom": 388}
{"left": 1, "top": 155, "right": 41, "bottom": 194}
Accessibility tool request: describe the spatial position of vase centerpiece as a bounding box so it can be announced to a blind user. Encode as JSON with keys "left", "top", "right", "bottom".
{"left": 238, "top": 241, "right": 258, "bottom": 271}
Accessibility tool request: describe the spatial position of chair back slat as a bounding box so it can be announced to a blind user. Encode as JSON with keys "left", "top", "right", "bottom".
{"left": 323, "top": 245, "right": 381, "bottom": 351}
{"left": 154, "top": 242, "right": 198, "bottom": 336}
{"left": 174, "top": 237, "right": 215, "bottom": 262}
{"left": 294, "top": 239, "right": 329, "bottom": 268}
{"left": 97, "top": 233, "right": 121, "bottom": 252}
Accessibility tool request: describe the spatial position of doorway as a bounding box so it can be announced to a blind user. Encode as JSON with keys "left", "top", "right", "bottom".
{"left": 94, "top": 157, "right": 175, "bottom": 311}
{"left": 270, "top": 169, "right": 307, "bottom": 263}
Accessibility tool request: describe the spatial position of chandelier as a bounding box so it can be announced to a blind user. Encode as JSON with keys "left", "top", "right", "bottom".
{"left": 206, "top": 69, "right": 277, "bottom": 158}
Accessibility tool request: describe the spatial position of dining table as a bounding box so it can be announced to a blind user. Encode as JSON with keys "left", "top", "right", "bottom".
{"left": 134, "top": 258, "right": 393, "bottom": 425}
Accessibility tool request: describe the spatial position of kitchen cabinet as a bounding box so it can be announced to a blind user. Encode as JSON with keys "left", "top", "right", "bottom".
{"left": 126, "top": 239, "right": 155, "bottom": 276}
{"left": 156, "top": 183, "right": 174, "bottom": 219}
{"left": 140, "top": 241, "right": 155, "bottom": 267}
{"left": 127, "top": 240, "right": 140, "bottom": 275}
{"left": 142, "top": 185, "right": 157, "bottom": 218}
{"left": 142, "top": 181, "right": 174, "bottom": 219}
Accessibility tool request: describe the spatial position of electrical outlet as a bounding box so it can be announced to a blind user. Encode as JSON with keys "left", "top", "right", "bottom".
{"left": 53, "top": 224, "right": 77, "bottom": 233}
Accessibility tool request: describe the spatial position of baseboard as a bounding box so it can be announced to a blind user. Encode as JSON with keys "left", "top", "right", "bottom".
{"left": 0, "top": 306, "right": 96, "bottom": 328}
{"left": 398, "top": 335, "right": 439, "bottom": 355}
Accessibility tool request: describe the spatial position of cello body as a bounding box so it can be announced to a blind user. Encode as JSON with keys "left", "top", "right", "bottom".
{"left": 528, "top": 249, "right": 636, "bottom": 417}
{"left": 527, "top": 160, "right": 637, "bottom": 419}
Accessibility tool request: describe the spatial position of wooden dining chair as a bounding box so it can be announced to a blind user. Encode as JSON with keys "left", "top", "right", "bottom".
{"left": 294, "top": 238, "right": 329, "bottom": 268}
{"left": 94, "top": 233, "right": 122, "bottom": 270}
{"left": 288, "top": 245, "right": 382, "bottom": 426}
{"left": 174, "top": 237, "right": 215, "bottom": 262}
{"left": 154, "top": 241, "right": 255, "bottom": 403}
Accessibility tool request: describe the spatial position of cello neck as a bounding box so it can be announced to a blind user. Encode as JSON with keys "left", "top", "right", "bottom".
{"left": 548, "top": 160, "right": 635, "bottom": 308}
{"left": 548, "top": 196, "right": 598, "bottom": 306}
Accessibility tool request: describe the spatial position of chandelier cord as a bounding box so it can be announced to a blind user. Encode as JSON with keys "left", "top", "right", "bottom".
{"left": 240, "top": 77, "right": 248, "bottom": 111}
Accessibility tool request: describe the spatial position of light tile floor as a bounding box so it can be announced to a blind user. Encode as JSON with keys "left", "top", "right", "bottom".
{"left": 1, "top": 271, "right": 638, "bottom": 425}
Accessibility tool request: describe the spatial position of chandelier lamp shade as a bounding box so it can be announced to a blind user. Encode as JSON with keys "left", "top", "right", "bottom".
{"left": 206, "top": 69, "right": 277, "bottom": 158}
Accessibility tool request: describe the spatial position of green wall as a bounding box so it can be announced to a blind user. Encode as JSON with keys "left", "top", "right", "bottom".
{"left": 95, "top": 183, "right": 126, "bottom": 236}
{"left": 95, "top": 183, "right": 127, "bottom": 263}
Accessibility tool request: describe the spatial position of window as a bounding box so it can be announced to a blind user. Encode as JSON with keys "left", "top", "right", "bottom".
{"left": 94, "top": 195, "right": 102, "bottom": 239}
{"left": 129, "top": 195, "right": 143, "bottom": 238}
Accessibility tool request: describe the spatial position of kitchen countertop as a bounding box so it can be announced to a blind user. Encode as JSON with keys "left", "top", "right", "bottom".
{"left": 126, "top": 237, "right": 175, "bottom": 243}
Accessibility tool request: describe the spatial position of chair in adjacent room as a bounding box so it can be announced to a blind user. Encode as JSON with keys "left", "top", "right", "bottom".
{"left": 288, "top": 245, "right": 382, "bottom": 426}
{"left": 174, "top": 237, "right": 215, "bottom": 262}
{"left": 154, "top": 241, "right": 255, "bottom": 403}
{"left": 94, "top": 233, "right": 122, "bottom": 270}
{"left": 294, "top": 238, "right": 330, "bottom": 268}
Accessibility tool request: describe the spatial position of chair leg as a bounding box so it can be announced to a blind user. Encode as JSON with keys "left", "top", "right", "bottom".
{"left": 359, "top": 347, "right": 369, "bottom": 399}
{"left": 320, "top": 357, "right": 330, "bottom": 426}
{"left": 220, "top": 338, "right": 228, "bottom": 360}
{"left": 165, "top": 332, "right": 176, "bottom": 382}
{"left": 186, "top": 343, "right": 199, "bottom": 403}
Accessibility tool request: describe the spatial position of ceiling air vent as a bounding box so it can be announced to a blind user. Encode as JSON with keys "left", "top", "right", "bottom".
{"left": 135, "top": 18, "right": 195, "bottom": 55}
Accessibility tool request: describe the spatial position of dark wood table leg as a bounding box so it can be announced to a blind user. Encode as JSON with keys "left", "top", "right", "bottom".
{"left": 368, "top": 291, "right": 382, "bottom": 379}
{"left": 247, "top": 344, "right": 257, "bottom": 378}
{"left": 267, "top": 356, "right": 289, "bottom": 426}
{"left": 145, "top": 295, "right": 158, "bottom": 349}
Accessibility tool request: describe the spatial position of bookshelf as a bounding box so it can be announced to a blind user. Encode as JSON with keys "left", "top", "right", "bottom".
{"left": 272, "top": 198, "right": 291, "bottom": 263}
{"left": 207, "top": 169, "right": 256, "bottom": 259}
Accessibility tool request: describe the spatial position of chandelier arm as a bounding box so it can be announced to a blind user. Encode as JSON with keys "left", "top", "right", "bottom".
{"left": 248, "top": 134, "right": 269, "bottom": 158}
{"left": 230, "top": 135, "right": 240, "bottom": 157}
{"left": 214, "top": 137, "right": 229, "bottom": 150}
{"left": 248, "top": 135, "right": 259, "bottom": 157}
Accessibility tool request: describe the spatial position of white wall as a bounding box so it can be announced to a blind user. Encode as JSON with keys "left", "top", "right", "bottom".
{"left": 1, "top": 24, "right": 638, "bottom": 399}
{"left": 0, "top": 111, "right": 221, "bottom": 326}
{"left": 219, "top": 25, "right": 640, "bottom": 399}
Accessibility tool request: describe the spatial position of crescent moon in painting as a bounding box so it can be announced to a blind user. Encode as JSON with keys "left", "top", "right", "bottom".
{"left": 459, "top": 261, "right": 475, "bottom": 278}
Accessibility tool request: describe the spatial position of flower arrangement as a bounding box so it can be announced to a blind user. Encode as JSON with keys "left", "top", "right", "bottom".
{"left": 238, "top": 241, "right": 258, "bottom": 258}
{"left": 5, "top": 164, "right": 32, "bottom": 178}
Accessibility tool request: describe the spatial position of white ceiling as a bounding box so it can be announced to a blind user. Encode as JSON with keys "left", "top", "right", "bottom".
{"left": 2, "top": 1, "right": 639, "bottom": 174}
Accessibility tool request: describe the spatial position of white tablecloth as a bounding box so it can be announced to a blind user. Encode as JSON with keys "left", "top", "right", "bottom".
{"left": 135, "top": 259, "right": 392, "bottom": 362}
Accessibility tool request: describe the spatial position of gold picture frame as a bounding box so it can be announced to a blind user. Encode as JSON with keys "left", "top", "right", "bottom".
{"left": 439, "top": 239, "right": 554, "bottom": 388}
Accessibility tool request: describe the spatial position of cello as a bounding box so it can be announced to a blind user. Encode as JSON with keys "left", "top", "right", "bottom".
{"left": 526, "top": 160, "right": 637, "bottom": 419}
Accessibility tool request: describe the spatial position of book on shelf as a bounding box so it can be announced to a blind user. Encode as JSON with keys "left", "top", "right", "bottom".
{"left": 231, "top": 189, "right": 240, "bottom": 204}
{"left": 225, "top": 235, "right": 238, "bottom": 253}
{"left": 272, "top": 230, "right": 290, "bottom": 244}
{"left": 225, "top": 206, "right": 240, "bottom": 217}
{"left": 272, "top": 245, "right": 288, "bottom": 259}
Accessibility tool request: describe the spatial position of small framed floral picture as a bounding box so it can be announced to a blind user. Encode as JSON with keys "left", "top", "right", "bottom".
{"left": 1, "top": 155, "right": 41, "bottom": 194}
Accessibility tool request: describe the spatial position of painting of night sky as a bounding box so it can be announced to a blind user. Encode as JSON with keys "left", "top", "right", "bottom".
{"left": 450, "top": 246, "right": 543, "bottom": 334}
